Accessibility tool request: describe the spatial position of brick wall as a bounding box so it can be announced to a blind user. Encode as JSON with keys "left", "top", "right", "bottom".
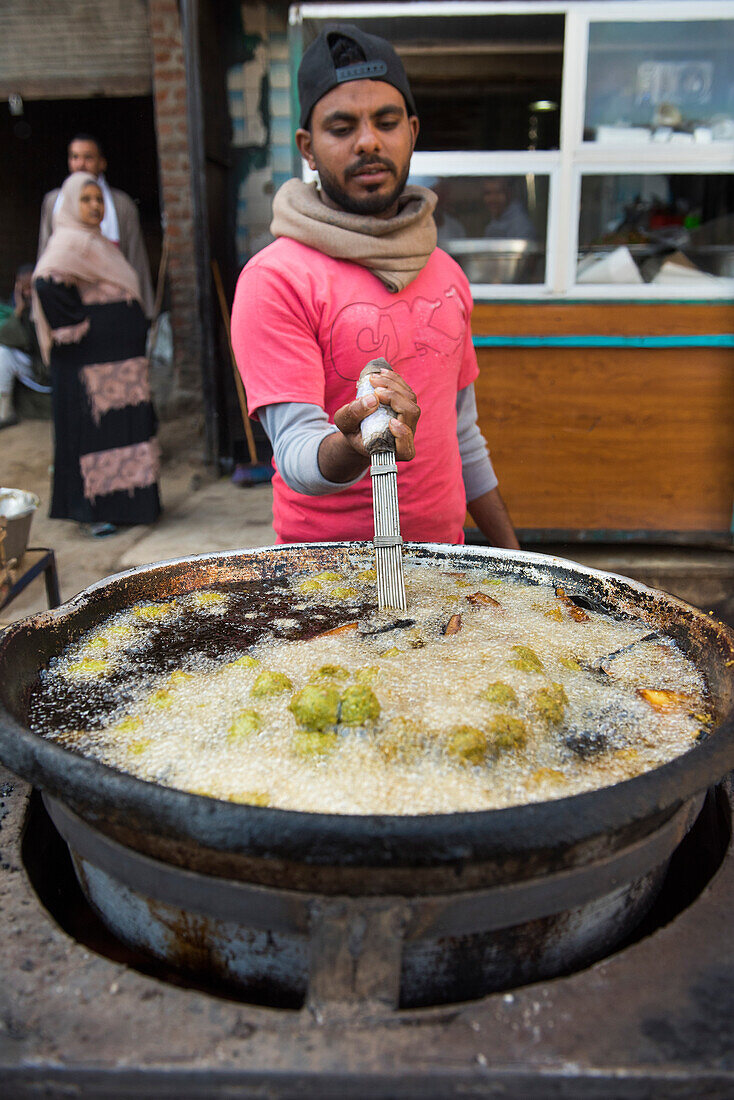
{"left": 148, "top": 0, "right": 203, "bottom": 399}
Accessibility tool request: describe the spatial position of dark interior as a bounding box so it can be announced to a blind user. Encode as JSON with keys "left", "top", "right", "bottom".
{"left": 302, "top": 13, "right": 565, "bottom": 152}
{"left": 0, "top": 95, "right": 162, "bottom": 301}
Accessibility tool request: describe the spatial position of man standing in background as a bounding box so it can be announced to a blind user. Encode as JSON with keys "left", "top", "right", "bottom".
{"left": 38, "top": 133, "right": 155, "bottom": 319}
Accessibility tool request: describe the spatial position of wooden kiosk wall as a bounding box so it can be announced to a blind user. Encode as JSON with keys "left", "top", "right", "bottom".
{"left": 471, "top": 302, "right": 734, "bottom": 541}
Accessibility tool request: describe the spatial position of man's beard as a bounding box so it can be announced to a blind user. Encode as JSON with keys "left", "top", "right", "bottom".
{"left": 317, "top": 156, "right": 411, "bottom": 217}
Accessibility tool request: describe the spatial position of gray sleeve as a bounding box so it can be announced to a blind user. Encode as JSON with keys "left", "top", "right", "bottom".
{"left": 456, "top": 384, "right": 499, "bottom": 502}
{"left": 259, "top": 402, "right": 369, "bottom": 496}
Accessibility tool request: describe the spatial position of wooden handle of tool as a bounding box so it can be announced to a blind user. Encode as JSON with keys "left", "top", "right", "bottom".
{"left": 211, "top": 260, "right": 258, "bottom": 466}
{"left": 357, "top": 357, "right": 399, "bottom": 454}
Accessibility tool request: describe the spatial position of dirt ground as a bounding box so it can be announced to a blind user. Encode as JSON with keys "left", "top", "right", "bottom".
{"left": 1, "top": 412, "right": 276, "bottom": 625}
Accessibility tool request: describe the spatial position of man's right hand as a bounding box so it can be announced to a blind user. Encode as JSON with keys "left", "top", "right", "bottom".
{"left": 334, "top": 368, "right": 420, "bottom": 460}
{"left": 317, "top": 369, "right": 420, "bottom": 484}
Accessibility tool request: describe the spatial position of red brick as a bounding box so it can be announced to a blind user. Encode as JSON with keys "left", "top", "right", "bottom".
{"left": 152, "top": 69, "right": 183, "bottom": 88}
{"left": 148, "top": 0, "right": 201, "bottom": 390}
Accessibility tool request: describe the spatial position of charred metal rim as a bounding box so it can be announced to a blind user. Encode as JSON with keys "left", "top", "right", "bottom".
{"left": 1, "top": 542, "right": 733, "bottom": 869}
{"left": 44, "top": 792, "right": 702, "bottom": 937}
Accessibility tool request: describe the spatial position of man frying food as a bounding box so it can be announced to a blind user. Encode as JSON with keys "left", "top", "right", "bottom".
{"left": 232, "top": 24, "right": 519, "bottom": 551}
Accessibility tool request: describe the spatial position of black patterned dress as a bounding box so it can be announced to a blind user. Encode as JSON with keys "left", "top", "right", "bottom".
{"left": 34, "top": 278, "right": 160, "bottom": 525}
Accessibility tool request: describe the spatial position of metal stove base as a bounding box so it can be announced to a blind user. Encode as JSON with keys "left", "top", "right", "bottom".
{"left": 2, "top": 766, "right": 733, "bottom": 1099}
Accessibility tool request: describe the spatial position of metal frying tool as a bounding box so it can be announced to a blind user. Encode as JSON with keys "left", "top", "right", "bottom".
{"left": 576, "top": 631, "right": 662, "bottom": 676}
{"left": 356, "top": 358, "right": 407, "bottom": 612}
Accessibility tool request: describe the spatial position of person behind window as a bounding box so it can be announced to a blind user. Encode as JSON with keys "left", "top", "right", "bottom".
{"left": 432, "top": 179, "right": 467, "bottom": 245}
{"left": 483, "top": 177, "right": 536, "bottom": 240}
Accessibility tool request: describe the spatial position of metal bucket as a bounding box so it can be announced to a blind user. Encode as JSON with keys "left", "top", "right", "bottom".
{"left": 0, "top": 487, "right": 40, "bottom": 564}
{"left": 1, "top": 543, "right": 733, "bottom": 1009}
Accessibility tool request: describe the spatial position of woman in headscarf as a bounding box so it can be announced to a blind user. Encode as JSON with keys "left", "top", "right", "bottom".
{"left": 33, "top": 172, "right": 160, "bottom": 536}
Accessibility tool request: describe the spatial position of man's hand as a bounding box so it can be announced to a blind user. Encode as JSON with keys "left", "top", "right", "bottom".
{"left": 318, "top": 369, "right": 420, "bottom": 483}
{"left": 334, "top": 369, "right": 419, "bottom": 459}
{"left": 13, "top": 276, "right": 31, "bottom": 318}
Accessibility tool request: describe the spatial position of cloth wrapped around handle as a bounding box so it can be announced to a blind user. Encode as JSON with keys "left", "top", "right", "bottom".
{"left": 356, "top": 357, "right": 399, "bottom": 455}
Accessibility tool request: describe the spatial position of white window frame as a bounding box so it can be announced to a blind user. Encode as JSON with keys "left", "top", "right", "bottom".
{"left": 290, "top": 0, "right": 734, "bottom": 301}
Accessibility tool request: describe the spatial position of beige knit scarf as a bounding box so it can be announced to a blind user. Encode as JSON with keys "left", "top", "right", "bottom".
{"left": 270, "top": 178, "right": 437, "bottom": 293}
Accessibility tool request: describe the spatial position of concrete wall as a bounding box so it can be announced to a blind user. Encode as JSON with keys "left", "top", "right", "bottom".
{"left": 227, "top": 2, "right": 292, "bottom": 267}
{"left": 148, "top": 0, "right": 203, "bottom": 400}
{"left": 0, "top": 0, "right": 151, "bottom": 98}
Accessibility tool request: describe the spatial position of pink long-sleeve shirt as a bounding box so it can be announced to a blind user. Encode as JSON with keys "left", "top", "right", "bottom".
{"left": 231, "top": 237, "right": 480, "bottom": 544}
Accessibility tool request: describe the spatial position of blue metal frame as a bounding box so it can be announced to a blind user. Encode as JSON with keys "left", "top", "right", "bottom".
{"left": 473, "top": 334, "right": 734, "bottom": 348}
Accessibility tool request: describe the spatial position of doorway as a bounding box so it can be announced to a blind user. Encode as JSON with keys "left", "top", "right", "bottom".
{"left": 0, "top": 95, "right": 161, "bottom": 299}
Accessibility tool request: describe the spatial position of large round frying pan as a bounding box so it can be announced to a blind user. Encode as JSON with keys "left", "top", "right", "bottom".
{"left": 1, "top": 543, "right": 733, "bottom": 1006}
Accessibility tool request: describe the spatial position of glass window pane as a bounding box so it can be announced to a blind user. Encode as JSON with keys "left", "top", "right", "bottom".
{"left": 410, "top": 173, "right": 549, "bottom": 284}
{"left": 300, "top": 14, "right": 564, "bottom": 151}
{"left": 577, "top": 174, "right": 734, "bottom": 284}
{"left": 585, "top": 20, "right": 734, "bottom": 144}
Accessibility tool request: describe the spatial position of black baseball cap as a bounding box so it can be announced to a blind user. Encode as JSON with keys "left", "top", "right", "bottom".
{"left": 298, "top": 24, "right": 417, "bottom": 129}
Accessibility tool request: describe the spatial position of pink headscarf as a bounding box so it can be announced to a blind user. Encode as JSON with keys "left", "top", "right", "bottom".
{"left": 32, "top": 173, "right": 142, "bottom": 364}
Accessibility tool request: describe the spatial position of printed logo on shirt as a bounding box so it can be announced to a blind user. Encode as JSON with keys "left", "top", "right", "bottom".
{"left": 327, "top": 287, "right": 467, "bottom": 380}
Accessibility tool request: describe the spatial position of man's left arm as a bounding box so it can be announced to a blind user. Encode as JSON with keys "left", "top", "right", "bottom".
{"left": 466, "top": 486, "right": 520, "bottom": 551}
{"left": 457, "top": 384, "right": 520, "bottom": 550}
{"left": 37, "top": 192, "right": 55, "bottom": 260}
{"left": 116, "top": 192, "right": 156, "bottom": 319}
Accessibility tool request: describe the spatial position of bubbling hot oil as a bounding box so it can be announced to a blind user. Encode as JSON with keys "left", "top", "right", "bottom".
{"left": 28, "top": 565, "right": 711, "bottom": 815}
